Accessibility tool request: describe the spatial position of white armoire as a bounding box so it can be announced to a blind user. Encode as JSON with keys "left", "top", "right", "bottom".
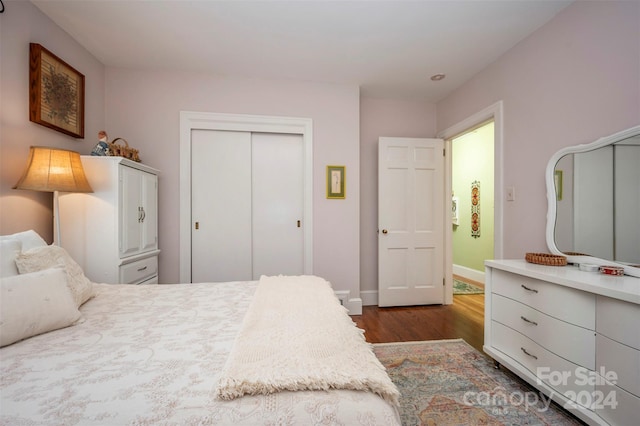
{"left": 59, "top": 156, "right": 160, "bottom": 284}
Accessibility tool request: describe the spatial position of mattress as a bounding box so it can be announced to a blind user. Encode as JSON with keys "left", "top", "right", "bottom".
{"left": 0, "top": 281, "right": 400, "bottom": 425}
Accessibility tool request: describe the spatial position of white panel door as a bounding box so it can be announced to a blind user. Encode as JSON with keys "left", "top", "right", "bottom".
{"left": 191, "top": 130, "right": 252, "bottom": 282}
{"left": 378, "top": 137, "right": 445, "bottom": 307}
{"left": 251, "top": 132, "right": 304, "bottom": 278}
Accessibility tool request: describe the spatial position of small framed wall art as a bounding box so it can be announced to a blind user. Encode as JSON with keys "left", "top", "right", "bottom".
{"left": 326, "top": 165, "right": 345, "bottom": 199}
{"left": 29, "top": 43, "right": 85, "bottom": 138}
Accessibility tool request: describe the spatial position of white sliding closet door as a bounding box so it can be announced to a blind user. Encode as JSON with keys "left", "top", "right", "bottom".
{"left": 252, "top": 132, "right": 304, "bottom": 278}
{"left": 191, "top": 129, "right": 304, "bottom": 282}
{"left": 191, "top": 130, "right": 252, "bottom": 282}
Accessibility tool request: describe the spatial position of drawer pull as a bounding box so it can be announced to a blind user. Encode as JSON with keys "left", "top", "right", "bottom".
{"left": 521, "top": 284, "right": 538, "bottom": 293}
{"left": 521, "top": 347, "right": 538, "bottom": 360}
{"left": 137, "top": 266, "right": 148, "bottom": 272}
{"left": 520, "top": 316, "right": 538, "bottom": 326}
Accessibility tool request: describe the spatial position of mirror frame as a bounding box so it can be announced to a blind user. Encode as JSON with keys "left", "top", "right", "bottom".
{"left": 546, "top": 124, "right": 640, "bottom": 278}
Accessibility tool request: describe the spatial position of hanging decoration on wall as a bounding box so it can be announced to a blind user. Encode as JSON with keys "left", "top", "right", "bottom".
{"left": 471, "top": 180, "right": 480, "bottom": 238}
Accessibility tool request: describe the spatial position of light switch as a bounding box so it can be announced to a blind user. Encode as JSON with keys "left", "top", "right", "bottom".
{"left": 506, "top": 186, "right": 515, "bottom": 201}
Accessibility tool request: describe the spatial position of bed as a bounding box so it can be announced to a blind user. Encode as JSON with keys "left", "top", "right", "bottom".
{"left": 0, "top": 231, "right": 400, "bottom": 425}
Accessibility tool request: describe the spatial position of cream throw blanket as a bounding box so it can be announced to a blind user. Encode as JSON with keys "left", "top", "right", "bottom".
{"left": 215, "top": 275, "right": 400, "bottom": 406}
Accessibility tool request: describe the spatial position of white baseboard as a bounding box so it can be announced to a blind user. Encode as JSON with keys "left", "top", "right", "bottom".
{"left": 360, "top": 290, "right": 378, "bottom": 306}
{"left": 345, "top": 298, "right": 362, "bottom": 315}
{"left": 335, "top": 290, "right": 349, "bottom": 305}
{"left": 357, "top": 267, "right": 484, "bottom": 310}
{"left": 452, "top": 264, "right": 485, "bottom": 284}
{"left": 335, "top": 290, "right": 363, "bottom": 315}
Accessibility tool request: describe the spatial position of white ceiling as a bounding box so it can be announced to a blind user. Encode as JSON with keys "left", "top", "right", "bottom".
{"left": 31, "top": 0, "right": 572, "bottom": 102}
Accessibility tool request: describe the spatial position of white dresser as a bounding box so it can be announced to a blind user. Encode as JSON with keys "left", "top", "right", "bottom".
{"left": 484, "top": 260, "right": 640, "bottom": 426}
{"left": 59, "top": 156, "right": 160, "bottom": 284}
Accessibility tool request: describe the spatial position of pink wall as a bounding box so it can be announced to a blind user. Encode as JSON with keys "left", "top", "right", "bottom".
{"left": 104, "top": 69, "right": 362, "bottom": 296}
{"left": 437, "top": 0, "right": 640, "bottom": 259}
{"left": 2, "top": 0, "right": 638, "bottom": 303}
{"left": 359, "top": 97, "right": 437, "bottom": 300}
{"left": 0, "top": 1, "right": 105, "bottom": 242}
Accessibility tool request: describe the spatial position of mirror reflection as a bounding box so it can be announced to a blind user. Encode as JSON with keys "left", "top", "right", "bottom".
{"left": 553, "top": 134, "right": 640, "bottom": 265}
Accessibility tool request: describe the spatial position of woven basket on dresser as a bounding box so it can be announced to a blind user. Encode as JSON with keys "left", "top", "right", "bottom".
{"left": 525, "top": 252, "right": 567, "bottom": 266}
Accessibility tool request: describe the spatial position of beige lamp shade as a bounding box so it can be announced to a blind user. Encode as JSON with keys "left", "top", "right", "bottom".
{"left": 14, "top": 146, "right": 93, "bottom": 193}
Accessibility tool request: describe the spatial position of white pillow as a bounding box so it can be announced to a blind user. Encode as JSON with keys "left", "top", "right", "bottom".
{"left": 15, "top": 245, "right": 95, "bottom": 307}
{"left": 0, "top": 239, "right": 22, "bottom": 278}
{"left": 0, "top": 230, "right": 47, "bottom": 251}
{"left": 0, "top": 268, "right": 81, "bottom": 347}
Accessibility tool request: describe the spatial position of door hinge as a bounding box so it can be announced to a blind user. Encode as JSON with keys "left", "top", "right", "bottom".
{"left": 443, "top": 278, "right": 446, "bottom": 286}
{"left": 443, "top": 148, "right": 446, "bottom": 156}
{"left": 297, "top": 220, "right": 301, "bottom": 228}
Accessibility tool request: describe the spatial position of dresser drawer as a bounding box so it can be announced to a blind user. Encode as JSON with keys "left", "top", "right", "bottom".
{"left": 596, "top": 334, "right": 640, "bottom": 398}
{"left": 492, "top": 321, "right": 595, "bottom": 408}
{"left": 119, "top": 256, "right": 158, "bottom": 284}
{"left": 492, "top": 269, "right": 595, "bottom": 329}
{"left": 595, "top": 377, "right": 640, "bottom": 426}
{"left": 596, "top": 296, "right": 640, "bottom": 350}
{"left": 492, "top": 294, "right": 595, "bottom": 369}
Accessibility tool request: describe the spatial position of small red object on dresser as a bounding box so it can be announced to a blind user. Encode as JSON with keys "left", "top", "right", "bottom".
{"left": 599, "top": 265, "right": 624, "bottom": 276}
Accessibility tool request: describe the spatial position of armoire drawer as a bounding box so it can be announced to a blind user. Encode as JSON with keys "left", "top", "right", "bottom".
{"left": 492, "top": 294, "right": 595, "bottom": 369}
{"left": 596, "top": 296, "right": 640, "bottom": 350}
{"left": 492, "top": 269, "right": 595, "bottom": 329}
{"left": 596, "top": 334, "right": 640, "bottom": 397}
{"left": 138, "top": 275, "right": 158, "bottom": 285}
{"left": 492, "top": 321, "right": 595, "bottom": 407}
{"left": 119, "top": 256, "right": 158, "bottom": 284}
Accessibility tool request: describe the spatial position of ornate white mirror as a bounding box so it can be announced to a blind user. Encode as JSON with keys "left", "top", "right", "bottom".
{"left": 546, "top": 124, "right": 640, "bottom": 278}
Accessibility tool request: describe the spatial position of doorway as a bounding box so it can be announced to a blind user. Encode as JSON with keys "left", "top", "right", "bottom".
{"left": 451, "top": 121, "right": 495, "bottom": 286}
{"left": 438, "top": 100, "right": 504, "bottom": 305}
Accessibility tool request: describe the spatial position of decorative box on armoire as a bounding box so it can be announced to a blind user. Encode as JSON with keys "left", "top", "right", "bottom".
{"left": 58, "top": 156, "right": 160, "bottom": 284}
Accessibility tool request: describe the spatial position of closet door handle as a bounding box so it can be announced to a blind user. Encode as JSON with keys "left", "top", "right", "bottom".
{"left": 140, "top": 207, "right": 146, "bottom": 223}
{"left": 521, "top": 284, "right": 538, "bottom": 293}
{"left": 138, "top": 207, "right": 143, "bottom": 223}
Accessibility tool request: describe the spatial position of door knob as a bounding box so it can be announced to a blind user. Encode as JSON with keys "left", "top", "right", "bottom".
{"left": 382, "top": 229, "right": 388, "bottom": 234}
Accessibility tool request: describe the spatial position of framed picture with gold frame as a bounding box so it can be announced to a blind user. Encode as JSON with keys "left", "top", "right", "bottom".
{"left": 326, "top": 165, "right": 345, "bottom": 199}
{"left": 29, "top": 43, "right": 85, "bottom": 138}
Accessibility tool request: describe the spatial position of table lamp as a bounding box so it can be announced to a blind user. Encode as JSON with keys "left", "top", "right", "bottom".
{"left": 14, "top": 146, "right": 93, "bottom": 245}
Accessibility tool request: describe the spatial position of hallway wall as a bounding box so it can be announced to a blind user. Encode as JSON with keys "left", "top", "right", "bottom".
{"left": 452, "top": 122, "right": 494, "bottom": 275}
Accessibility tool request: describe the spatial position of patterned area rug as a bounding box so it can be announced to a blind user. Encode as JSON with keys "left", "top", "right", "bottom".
{"left": 453, "top": 278, "right": 484, "bottom": 295}
{"left": 373, "top": 339, "right": 582, "bottom": 426}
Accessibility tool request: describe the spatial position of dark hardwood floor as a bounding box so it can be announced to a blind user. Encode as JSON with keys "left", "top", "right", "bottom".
{"left": 351, "top": 293, "right": 485, "bottom": 353}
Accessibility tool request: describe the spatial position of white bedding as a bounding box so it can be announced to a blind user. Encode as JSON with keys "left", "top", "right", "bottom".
{"left": 0, "top": 281, "right": 400, "bottom": 425}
